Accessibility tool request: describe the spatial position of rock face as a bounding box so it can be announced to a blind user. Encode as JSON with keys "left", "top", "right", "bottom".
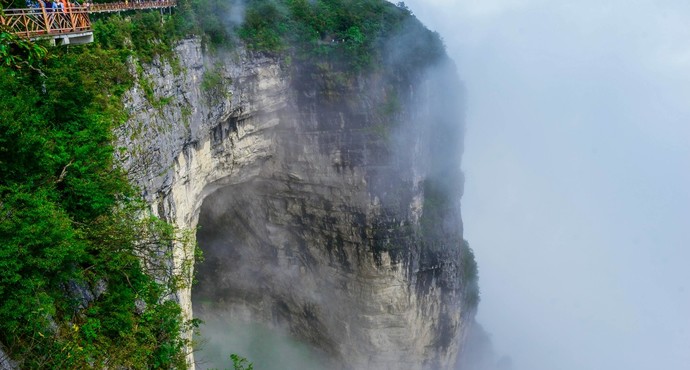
{"left": 117, "top": 38, "right": 474, "bottom": 369}
{"left": 0, "top": 343, "right": 17, "bottom": 370}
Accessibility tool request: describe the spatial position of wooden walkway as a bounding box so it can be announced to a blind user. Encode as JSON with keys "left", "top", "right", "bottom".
{"left": 0, "top": 1, "right": 176, "bottom": 44}
{"left": 88, "top": 1, "right": 177, "bottom": 14}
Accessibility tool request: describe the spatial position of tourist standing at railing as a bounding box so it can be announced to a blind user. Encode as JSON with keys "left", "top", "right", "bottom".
{"left": 50, "top": 0, "right": 61, "bottom": 31}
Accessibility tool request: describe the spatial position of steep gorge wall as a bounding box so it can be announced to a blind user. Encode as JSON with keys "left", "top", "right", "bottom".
{"left": 117, "top": 38, "right": 472, "bottom": 369}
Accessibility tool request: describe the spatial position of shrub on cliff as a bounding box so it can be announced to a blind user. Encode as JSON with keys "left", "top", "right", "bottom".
{"left": 0, "top": 18, "right": 195, "bottom": 369}
{"left": 171, "top": 0, "right": 445, "bottom": 71}
{"left": 461, "top": 240, "right": 480, "bottom": 310}
{"left": 237, "top": 0, "right": 445, "bottom": 70}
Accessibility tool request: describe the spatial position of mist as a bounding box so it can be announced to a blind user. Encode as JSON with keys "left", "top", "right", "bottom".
{"left": 193, "top": 181, "right": 333, "bottom": 370}
{"left": 397, "top": 1, "right": 690, "bottom": 369}
{"left": 191, "top": 2, "right": 473, "bottom": 368}
{"left": 194, "top": 315, "right": 329, "bottom": 370}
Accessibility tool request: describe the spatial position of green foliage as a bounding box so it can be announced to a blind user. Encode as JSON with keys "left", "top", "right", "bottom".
{"left": 170, "top": 0, "right": 237, "bottom": 48}
{"left": 201, "top": 65, "right": 225, "bottom": 93}
{"left": 235, "top": 0, "right": 445, "bottom": 71}
{"left": 206, "top": 354, "right": 254, "bottom": 370}
{"left": 93, "top": 11, "right": 179, "bottom": 64}
{"left": 200, "top": 65, "right": 230, "bottom": 105}
{"left": 460, "top": 240, "right": 480, "bottom": 310}
{"left": 231, "top": 354, "right": 254, "bottom": 370}
{"left": 0, "top": 16, "right": 193, "bottom": 369}
{"left": 239, "top": 0, "right": 289, "bottom": 52}
{"left": 0, "top": 29, "right": 47, "bottom": 72}
{"left": 92, "top": 14, "right": 133, "bottom": 54}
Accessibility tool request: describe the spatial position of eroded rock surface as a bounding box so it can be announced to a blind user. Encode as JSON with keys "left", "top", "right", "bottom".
{"left": 117, "top": 38, "right": 473, "bottom": 369}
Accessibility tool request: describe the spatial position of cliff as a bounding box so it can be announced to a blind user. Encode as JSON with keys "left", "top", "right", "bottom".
{"left": 115, "top": 27, "right": 475, "bottom": 368}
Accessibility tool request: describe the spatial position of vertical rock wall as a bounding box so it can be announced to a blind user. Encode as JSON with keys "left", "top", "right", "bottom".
{"left": 116, "top": 38, "right": 471, "bottom": 369}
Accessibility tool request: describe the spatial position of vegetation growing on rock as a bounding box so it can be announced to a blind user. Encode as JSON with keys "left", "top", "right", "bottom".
{"left": 0, "top": 0, "right": 471, "bottom": 367}
{"left": 238, "top": 0, "right": 445, "bottom": 71}
{"left": 0, "top": 3, "right": 196, "bottom": 368}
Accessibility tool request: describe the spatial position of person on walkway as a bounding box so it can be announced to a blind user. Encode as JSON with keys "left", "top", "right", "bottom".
{"left": 55, "top": 0, "right": 64, "bottom": 22}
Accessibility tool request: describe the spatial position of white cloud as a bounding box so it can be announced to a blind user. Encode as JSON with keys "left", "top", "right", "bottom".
{"left": 401, "top": 1, "right": 690, "bottom": 369}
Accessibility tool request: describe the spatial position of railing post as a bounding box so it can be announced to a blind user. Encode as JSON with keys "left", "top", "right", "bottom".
{"left": 85, "top": 11, "right": 91, "bottom": 32}
{"left": 68, "top": 3, "right": 76, "bottom": 32}
{"left": 23, "top": 9, "right": 30, "bottom": 38}
{"left": 39, "top": 2, "right": 50, "bottom": 33}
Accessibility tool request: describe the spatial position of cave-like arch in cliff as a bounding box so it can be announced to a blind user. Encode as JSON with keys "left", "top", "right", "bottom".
{"left": 192, "top": 179, "right": 335, "bottom": 369}
{"left": 118, "top": 37, "right": 469, "bottom": 369}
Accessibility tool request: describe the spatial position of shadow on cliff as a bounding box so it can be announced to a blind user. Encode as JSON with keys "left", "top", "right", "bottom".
{"left": 189, "top": 1, "right": 479, "bottom": 369}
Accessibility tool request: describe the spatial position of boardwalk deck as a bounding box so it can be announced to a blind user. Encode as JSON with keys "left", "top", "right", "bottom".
{"left": 88, "top": 1, "right": 176, "bottom": 14}
{"left": 1, "top": 0, "right": 176, "bottom": 44}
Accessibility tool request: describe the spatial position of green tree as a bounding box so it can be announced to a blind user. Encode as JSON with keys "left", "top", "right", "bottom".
{"left": 231, "top": 354, "right": 254, "bottom": 370}
{"left": 0, "top": 12, "right": 194, "bottom": 369}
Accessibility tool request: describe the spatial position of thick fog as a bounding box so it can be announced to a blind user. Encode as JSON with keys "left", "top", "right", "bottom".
{"left": 398, "top": 0, "right": 690, "bottom": 369}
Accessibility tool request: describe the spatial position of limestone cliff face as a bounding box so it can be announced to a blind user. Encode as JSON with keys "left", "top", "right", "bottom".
{"left": 116, "top": 38, "right": 473, "bottom": 369}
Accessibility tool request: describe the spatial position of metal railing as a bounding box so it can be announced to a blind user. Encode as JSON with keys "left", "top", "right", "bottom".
{"left": 1, "top": 6, "right": 91, "bottom": 38}
{"left": 0, "top": 0, "right": 177, "bottom": 40}
{"left": 87, "top": 0, "right": 176, "bottom": 13}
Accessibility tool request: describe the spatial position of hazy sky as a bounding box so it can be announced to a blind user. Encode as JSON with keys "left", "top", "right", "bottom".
{"left": 398, "top": 1, "right": 690, "bottom": 369}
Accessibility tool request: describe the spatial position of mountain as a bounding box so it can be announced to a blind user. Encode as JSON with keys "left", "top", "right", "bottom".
{"left": 0, "top": 1, "right": 477, "bottom": 368}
